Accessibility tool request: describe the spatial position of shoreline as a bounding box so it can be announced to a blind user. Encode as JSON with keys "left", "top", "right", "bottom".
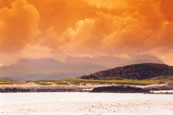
{"left": 1, "top": 84, "right": 173, "bottom": 94}
{"left": 1, "top": 79, "right": 173, "bottom": 94}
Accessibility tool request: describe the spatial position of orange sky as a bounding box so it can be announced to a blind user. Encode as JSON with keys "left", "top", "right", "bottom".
{"left": 0, "top": 0, "right": 173, "bottom": 66}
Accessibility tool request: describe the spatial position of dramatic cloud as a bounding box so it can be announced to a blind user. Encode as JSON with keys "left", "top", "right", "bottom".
{"left": 0, "top": 0, "right": 39, "bottom": 52}
{"left": 0, "top": 0, "right": 173, "bottom": 66}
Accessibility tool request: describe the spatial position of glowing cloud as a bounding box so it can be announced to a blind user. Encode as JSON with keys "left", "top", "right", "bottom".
{"left": 0, "top": 0, "right": 39, "bottom": 52}
{"left": 0, "top": 0, "right": 173, "bottom": 65}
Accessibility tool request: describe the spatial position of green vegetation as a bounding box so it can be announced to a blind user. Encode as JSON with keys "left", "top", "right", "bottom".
{"left": 35, "top": 78, "right": 167, "bottom": 85}
{"left": 51, "top": 79, "right": 69, "bottom": 85}
{"left": 55, "top": 75, "right": 173, "bottom": 85}
{"left": 0, "top": 80, "right": 23, "bottom": 84}
{"left": 1, "top": 75, "right": 173, "bottom": 86}
{"left": 77, "top": 78, "right": 159, "bottom": 85}
{"left": 34, "top": 81, "right": 52, "bottom": 85}
{"left": 148, "top": 75, "right": 173, "bottom": 80}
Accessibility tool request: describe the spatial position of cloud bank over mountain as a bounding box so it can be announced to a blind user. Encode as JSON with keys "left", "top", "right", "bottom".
{"left": 0, "top": 0, "right": 173, "bottom": 66}
{"left": 0, "top": 55, "right": 163, "bottom": 80}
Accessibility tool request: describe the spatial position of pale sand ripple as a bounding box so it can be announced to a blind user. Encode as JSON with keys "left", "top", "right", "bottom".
{"left": 0, "top": 93, "right": 173, "bottom": 115}
{"left": 0, "top": 101, "right": 173, "bottom": 115}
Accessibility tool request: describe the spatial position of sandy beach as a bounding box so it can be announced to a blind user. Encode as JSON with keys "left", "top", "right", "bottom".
{"left": 0, "top": 92, "right": 173, "bottom": 115}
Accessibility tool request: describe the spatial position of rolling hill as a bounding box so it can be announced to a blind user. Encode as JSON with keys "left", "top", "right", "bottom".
{"left": 81, "top": 63, "right": 173, "bottom": 80}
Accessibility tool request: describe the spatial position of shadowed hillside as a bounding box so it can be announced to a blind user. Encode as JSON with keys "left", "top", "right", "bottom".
{"left": 81, "top": 63, "right": 173, "bottom": 80}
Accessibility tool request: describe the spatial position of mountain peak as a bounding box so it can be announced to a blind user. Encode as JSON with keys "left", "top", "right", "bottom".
{"left": 18, "top": 58, "right": 61, "bottom": 65}
{"left": 0, "top": 58, "right": 105, "bottom": 81}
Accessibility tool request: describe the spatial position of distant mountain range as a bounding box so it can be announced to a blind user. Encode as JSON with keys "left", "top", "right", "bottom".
{"left": 0, "top": 54, "right": 164, "bottom": 81}
{"left": 81, "top": 63, "right": 173, "bottom": 80}
{"left": 0, "top": 58, "right": 104, "bottom": 81}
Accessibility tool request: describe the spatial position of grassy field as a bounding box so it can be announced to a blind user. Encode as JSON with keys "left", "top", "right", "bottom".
{"left": 43, "top": 75, "right": 173, "bottom": 85}
{"left": 53, "top": 78, "right": 159, "bottom": 85}
{"left": 148, "top": 75, "right": 173, "bottom": 80}
{"left": 0, "top": 80, "right": 23, "bottom": 84}
{"left": 1, "top": 76, "right": 173, "bottom": 86}
{"left": 34, "top": 77, "right": 172, "bottom": 85}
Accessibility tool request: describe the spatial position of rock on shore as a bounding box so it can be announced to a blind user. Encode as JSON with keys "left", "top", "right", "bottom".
{"left": 91, "top": 86, "right": 149, "bottom": 93}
